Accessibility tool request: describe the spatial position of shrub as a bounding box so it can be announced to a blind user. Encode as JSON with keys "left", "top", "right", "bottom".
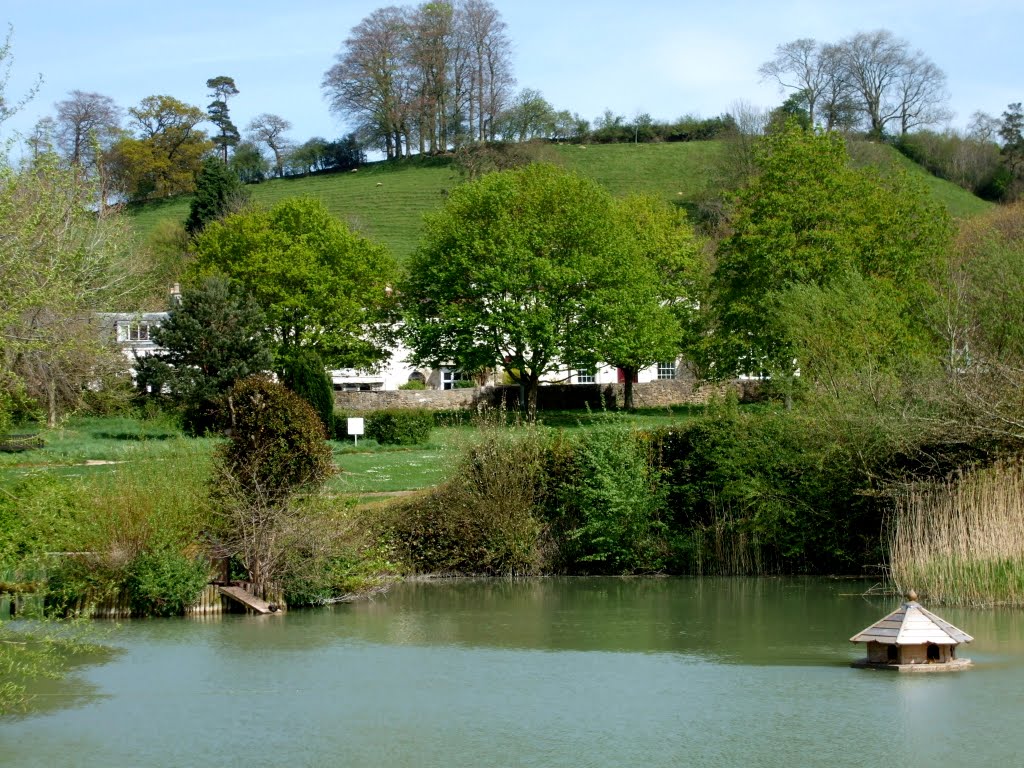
{"left": 398, "top": 380, "right": 426, "bottom": 390}
{"left": 126, "top": 550, "right": 209, "bottom": 617}
{"left": 385, "top": 429, "right": 549, "bottom": 574}
{"left": 281, "top": 348, "right": 335, "bottom": 437}
{"left": 212, "top": 377, "right": 335, "bottom": 598}
{"left": 546, "top": 422, "right": 668, "bottom": 574}
{"left": 365, "top": 409, "right": 433, "bottom": 445}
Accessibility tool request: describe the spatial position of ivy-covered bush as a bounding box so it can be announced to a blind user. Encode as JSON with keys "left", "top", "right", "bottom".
{"left": 365, "top": 409, "right": 433, "bottom": 445}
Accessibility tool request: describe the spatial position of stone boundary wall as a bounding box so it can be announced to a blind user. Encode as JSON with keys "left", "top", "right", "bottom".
{"left": 334, "top": 379, "right": 761, "bottom": 412}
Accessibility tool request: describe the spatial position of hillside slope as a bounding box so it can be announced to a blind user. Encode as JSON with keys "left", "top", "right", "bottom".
{"left": 129, "top": 140, "right": 991, "bottom": 261}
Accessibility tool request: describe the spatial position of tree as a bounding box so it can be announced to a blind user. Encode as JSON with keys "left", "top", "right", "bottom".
{"left": 834, "top": 30, "right": 949, "bottom": 138}
{"left": 402, "top": 164, "right": 630, "bottom": 418}
{"left": 0, "top": 154, "right": 151, "bottom": 426}
{"left": 323, "top": 6, "right": 414, "bottom": 160}
{"left": 109, "top": 94, "right": 212, "bottom": 200}
{"left": 459, "top": 0, "right": 514, "bottom": 142}
{"left": 138, "top": 276, "right": 274, "bottom": 434}
{"left": 211, "top": 376, "right": 334, "bottom": 600}
{"left": 0, "top": 24, "right": 41, "bottom": 131}
{"left": 185, "top": 156, "right": 248, "bottom": 236}
{"left": 229, "top": 140, "right": 269, "bottom": 183}
{"left": 322, "top": 2, "right": 514, "bottom": 157}
{"left": 759, "top": 38, "right": 834, "bottom": 129}
{"left": 763, "top": 32, "right": 950, "bottom": 137}
{"left": 54, "top": 90, "right": 121, "bottom": 172}
{"left": 499, "top": 88, "right": 555, "bottom": 141}
{"left": 191, "top": 198, "right": 399, "bottom": 369}
{"left": 206, "top": 75, "right": 240, "bottom": 163}
{"left": 246, "top": 113, "right": 291, "bottom": 177}
{"left": 709, "top": 122, "right": 952, "bottom": 401}
{"left": 594, "top": 195, "right": 704, "bottom": 409}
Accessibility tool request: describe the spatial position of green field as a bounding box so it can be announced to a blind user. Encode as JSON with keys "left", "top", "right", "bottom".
{"left": 128, "top": 140, "right": 990, "bottom": 261}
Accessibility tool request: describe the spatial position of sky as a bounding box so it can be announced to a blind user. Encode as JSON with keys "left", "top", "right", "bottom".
{"left": 2, "top": 0, "right": 1021, "bottom": 154}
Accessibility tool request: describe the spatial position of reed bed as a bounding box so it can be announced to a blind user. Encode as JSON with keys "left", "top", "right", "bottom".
{"left": 888, "top": 461, "right": 1024, "bottom": 606}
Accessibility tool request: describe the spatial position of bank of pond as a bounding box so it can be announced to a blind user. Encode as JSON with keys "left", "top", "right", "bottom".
{"left": 3, "top": 400, "right": 1024, "bottom": 624}
{"left": 4, "top": 577, "right": 1024, "bottom": 767}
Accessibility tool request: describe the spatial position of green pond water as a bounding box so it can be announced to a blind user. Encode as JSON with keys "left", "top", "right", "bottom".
{"left": 3, "top": 577, "right": 1024, "bottom": 767}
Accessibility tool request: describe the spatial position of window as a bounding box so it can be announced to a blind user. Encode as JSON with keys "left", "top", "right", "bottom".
{"left": 441, "top": 368, "right": 472, "bottom": 390}
{"left": 117, "top": 322, "right": 151, "bottom": 343}
{"left": 657, "top": 361, "right": 676, "bottom": 380}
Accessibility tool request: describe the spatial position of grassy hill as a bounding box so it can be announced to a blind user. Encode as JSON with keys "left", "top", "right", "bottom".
{"left": 128, "top": 140, "right": 991, "bottom": 261}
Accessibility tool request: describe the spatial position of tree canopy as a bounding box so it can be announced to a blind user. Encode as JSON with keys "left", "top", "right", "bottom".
{"left": 191, "top": 198, "right": 399, "bottom": 370}
{"left": 403, "top": 163, "right": 685, "bottom": 416}
{"left": 710, "top": 122, "right": 953, "bottom": 393}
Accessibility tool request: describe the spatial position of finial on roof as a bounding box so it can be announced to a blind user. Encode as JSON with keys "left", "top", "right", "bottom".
{"left": 907, "top": 589, "right": 918, "bottom": 602}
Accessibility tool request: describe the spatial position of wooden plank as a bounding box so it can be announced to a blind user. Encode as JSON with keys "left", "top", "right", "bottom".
{"left": 218, "top": 585, "right": 278, "bottom": 615}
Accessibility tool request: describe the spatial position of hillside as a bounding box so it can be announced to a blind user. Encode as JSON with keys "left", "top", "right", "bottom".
{"left": 128, "top": 140, "right": 991, "bottom": 261}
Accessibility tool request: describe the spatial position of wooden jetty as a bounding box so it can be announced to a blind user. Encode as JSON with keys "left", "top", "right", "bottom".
{"left": 217, "top": 584, "right": 282, "bottom": 615}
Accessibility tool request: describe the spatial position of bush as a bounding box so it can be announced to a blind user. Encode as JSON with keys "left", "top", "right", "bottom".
{"left": 385, "top": 429, "right": 548, "bottom": 574}
{"left": 365, "top": 409, "right": 433, "bottom": 445}
{"left": 398, "top": 380, "right": 426, "bottom": 390}
{"left": 126, "top": 550, "right": 209, "bottom": 617}
{"left": 546, "top": 422, "right": 668, "bottom": 574}
{"left": 281, "top": 349, "right": 335, "bottom": 437}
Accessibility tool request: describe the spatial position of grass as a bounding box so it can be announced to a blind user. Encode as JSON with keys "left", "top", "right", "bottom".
{"left": 1, "top": 408, "right": 706, "bottom": 498}
{"left": 128, "top": 140, "right": 990, "bottom": 261}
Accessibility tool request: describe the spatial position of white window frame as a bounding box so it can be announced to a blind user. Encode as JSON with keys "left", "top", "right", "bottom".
{"left": 657, "top": 361, "right": 677, "bottom": 380}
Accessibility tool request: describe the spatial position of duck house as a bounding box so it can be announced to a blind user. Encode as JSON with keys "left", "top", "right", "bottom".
{"left": 850, "top": 590, "right": 973, "bottom": 672}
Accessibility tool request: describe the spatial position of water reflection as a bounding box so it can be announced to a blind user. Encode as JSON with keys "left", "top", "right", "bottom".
{"left": 4, "top": 577, "right": 1024, "bottom": 768}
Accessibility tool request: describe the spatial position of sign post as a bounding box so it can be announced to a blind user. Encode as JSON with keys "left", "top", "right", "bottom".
{"left": 347, "top": 417, "right": 364, "bottom": 447}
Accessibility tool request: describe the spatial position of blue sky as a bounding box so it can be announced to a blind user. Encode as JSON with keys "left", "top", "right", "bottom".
{"left": 2, "top": 0, "right": 1021, "bottom": 151}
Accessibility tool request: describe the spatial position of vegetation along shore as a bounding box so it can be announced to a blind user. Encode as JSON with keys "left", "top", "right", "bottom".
{"left": 3, "top": 5, "right": 1024, "bottom": 712}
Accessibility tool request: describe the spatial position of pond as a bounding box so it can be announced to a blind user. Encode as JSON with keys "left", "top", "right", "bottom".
{"left": 4, "top": 577, "right": 1024, "bottom": 767}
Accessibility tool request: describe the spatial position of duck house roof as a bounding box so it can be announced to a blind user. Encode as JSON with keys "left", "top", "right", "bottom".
{"left": 850, "top": 599, "right": 973, "bottom": 646}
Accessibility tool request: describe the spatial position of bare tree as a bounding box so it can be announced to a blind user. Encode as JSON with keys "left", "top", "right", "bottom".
{"left": 459, "top": 0, "right": 513, "bottom": 141}
{"left": 323, "top": 6, "right": 413, "bottom": 160}
{"left": 834, "top": 30, "right": 907, "bottom": 137}
{"left": 895, "top": 53, "right": 952, "bottom": 135}
{"left": 0, "top": 24, "right": 41, "bottom": 130}
{"left": 246, "top": 113, "right": 292, "bottom": 177}
{"left": 759, "top": 38, "right": 831, "bottom": 128}
{"left": 55, "top": 90, "right": 121, "bottom": 170}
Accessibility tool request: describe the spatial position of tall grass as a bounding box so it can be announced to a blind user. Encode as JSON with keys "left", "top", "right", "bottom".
{"left": 888, "top": 461, "right": 1024, "bottom": 606}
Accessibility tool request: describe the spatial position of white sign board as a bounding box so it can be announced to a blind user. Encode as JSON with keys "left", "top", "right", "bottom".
{"left": 348, "top": 417, "right": 365, "bottom": 435}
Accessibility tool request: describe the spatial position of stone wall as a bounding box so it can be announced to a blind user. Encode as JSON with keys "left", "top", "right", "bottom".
{"left": 334, "top": 379, "right": 761, "bottom": 412}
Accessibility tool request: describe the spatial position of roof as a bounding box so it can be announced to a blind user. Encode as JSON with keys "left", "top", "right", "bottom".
{"left": 850, "top": 600, "right": 974, "bottom": 646}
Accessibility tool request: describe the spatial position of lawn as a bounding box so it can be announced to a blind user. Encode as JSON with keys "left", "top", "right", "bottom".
{"left": 1, "top": 407, "right": 706, "bottom": 496}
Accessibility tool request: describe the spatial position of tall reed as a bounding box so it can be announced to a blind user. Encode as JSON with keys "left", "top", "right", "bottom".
{"left": 888, "top": 461, "right": 1024, "bottom": 606}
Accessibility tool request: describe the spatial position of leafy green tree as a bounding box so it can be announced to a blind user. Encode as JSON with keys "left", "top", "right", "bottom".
{"left": 138, "top": 276, "right": 273, "bottom": 434}
{"left": 206, "top": 75, "right": 240, "bottom": 163}
{"left": 0, "top": 153, "right": 150, "bottom": 426}
{"left": 108, "top": 94, "right": 212, "bottom": 200}
{"left": 229, "top": 140, "right": 269, "bottom": 183}
{"left": 402, "top": 163, "right": 628, "bottom": 418}
{"left": 594, "top": 194, "right": 704, "bottom": 409}
{"left": 185, "top": 156, "right": 248, "bottom": 236}
{"left": 710, "top": 122, "right": 951, "bottom": 402}
{"left": 191, "top": 198, "right": 399, "bottom": 369}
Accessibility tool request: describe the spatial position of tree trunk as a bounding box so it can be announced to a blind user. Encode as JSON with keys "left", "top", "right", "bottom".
{"left": 525, "top": 374, "right": 540, "bottom": 422}
{"left": 623, "top": 369, "right": 636, "bottom": 410}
